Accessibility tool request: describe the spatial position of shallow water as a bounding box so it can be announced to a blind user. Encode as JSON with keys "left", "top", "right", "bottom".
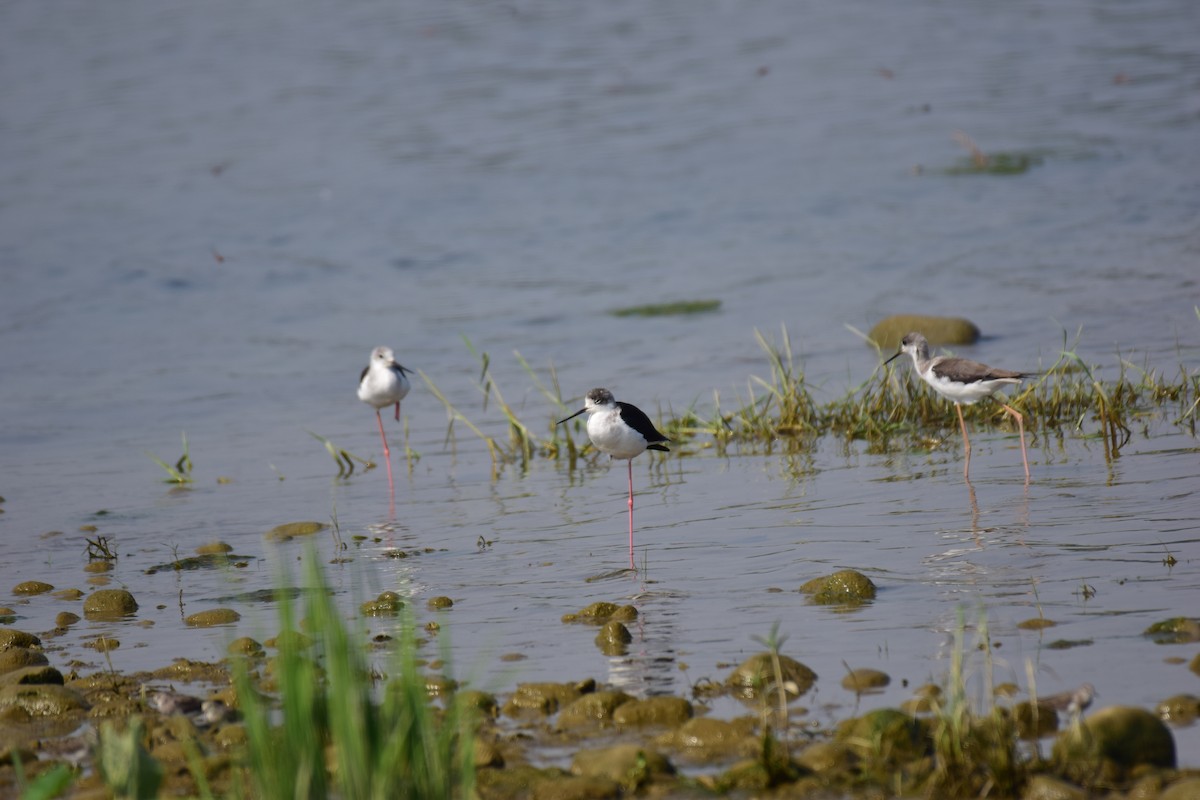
{"left": 2, "top": 0, "right": 1199, "bottom": 769}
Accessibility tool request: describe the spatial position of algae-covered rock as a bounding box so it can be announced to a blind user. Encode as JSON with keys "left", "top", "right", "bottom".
{"left": 264, "top": 521, "right": 327, "bottom": 542}
{"left": 1051, "top": 706, "right": 1176, "bottom": 783}
{"left": 1156, "top": 693, "right": 1200, "bottom": 726}
{"left": 0, "top": 683, "right": 89, "bottom": 715}
{"left": 0, "top": 629, "right": 42, "bottom": 649}
{"left": 12, "top": 581, "right": 54, "bottom": 595}
{"left": 426, "top": 596, "right": 453, "bottom": 610}
{"left": 613, "top": 696, "right": 693, "bottom": 728}
{"left": 1144, "top": 617, "right": 1200, "bottom": 644}
{"left": 562, "top": 601, "right": 638, "bottom": 624}
{"left": 0, "top": 665, "right": 64, "bottom": 687}
{"left": 656, "top": 717, "right": 758, "bottom": 763}
{"left": 726, "top": 652, "right": 817, "bottom": 700}
{"left": 556, "top": 691, "right": 633, "bottom": 729}
{"left": 841, "top": 668, "right": 890, "bottom": 693}
{"left": 227, "top": 637, "right": 265, "bottom": 657}
{"left": 836, "top": 708, "right": 929, "bottom": 764}
{"left": 503, "top": 681, "right": 588, "bottom": 717}
{"left": 0, "top": 647, "right": 49, "bottom": 675}
{"left": 83, "top": 589, "right": 138, "bottom": 619}
{"left": 800, "top": 569, "right": 877, "bottom": 605}
{"left": 195, "top": 541, "right": 233, "bottom": 555}
{"left": 457, "top": 690, "right": 499, "bottom": 719}
{"left": 55, "top": 611, "right": 81, "bottom": 627}
{"left": 594, "top": 620, "right": 632, "bottom": 655}
{"left": 795, "top": 740, "right": 857, "bottom": 774}
{"left": 1023, "top": 774, "right": 1087, "bottom": 800}
{"left": 868, "top": 315, "right": 980, "bottom": 351}
{"left": 185, "top": 608, "right": 241, "bottom": 627}
{"left": 361, "top": 591, "right": 404, "bottom": 616}
{"left": 1162, "top": 778, "right": 1200, "bottom": 800}
{"left": 571, "top": 742, "right": 674, "bottom": 783}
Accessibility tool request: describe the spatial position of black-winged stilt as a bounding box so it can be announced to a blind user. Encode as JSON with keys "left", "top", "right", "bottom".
{"left": 558, "top": 388, "right": 669, "bottom": 568}
{"left": 357, "top": 346, "right": 412, "bottom": 459}
{"left": 885, "top": 332, "right": 1030, "bottom": 480}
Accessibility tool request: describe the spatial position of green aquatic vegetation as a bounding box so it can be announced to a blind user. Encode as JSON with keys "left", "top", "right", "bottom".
{"left": 943, "top": 130, "right": 1043, "bottom": 175}
{"left": 308, "top": 431, "right": 373, "bottom": 477}
{"left": 231, "top": 548, "right": 475, "bottom": 800}
{"left": 925, "top": 611, "right": 1025, "bottom": 799}
{"left": 410, "top": 326, "right": 1194, "bottom": 471}
{"left": 609, "top": 299, "right": 721, "bottom": 317}
{"left": 147, "top": 431, "right": 193, "bottom": 484}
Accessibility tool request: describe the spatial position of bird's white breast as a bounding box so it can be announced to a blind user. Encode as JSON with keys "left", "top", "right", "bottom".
{"left": 358, "top": 365, "right": 410, "bottom": 409}
{"left": 587, "top": 408, "right": 650, "bottom": 460}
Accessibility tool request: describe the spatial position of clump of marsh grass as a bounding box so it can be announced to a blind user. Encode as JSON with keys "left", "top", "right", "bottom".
{"left": 231, "top": 548, "right": 475, "bottom": 800}
{"left": 925, "top": 610, "right": 1025, "bottom": 798}
{"left": 147, "top": 432, "right": 193, "bottom": 484}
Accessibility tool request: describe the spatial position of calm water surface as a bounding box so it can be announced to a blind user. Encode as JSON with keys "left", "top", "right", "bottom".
{"left": 2, "top": 0, "right": 1198, "bottom": 767}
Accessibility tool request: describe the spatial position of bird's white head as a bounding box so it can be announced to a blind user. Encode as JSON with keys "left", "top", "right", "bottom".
{"left": 557, "top": 387, "right": 616, "bottom": 425}
{"left": 884, "top": 332, "right": 930, "bottom": 366}
{"left": 371, "top": 346, "right": 397, "bottom": 366}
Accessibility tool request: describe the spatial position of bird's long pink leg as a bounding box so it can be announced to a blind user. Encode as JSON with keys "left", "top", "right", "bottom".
{"left": 627, "top": 459, "right": 635, "bottom": 569}
{"left": 1001, "top": 403, "right": 1030, "bottom": 482}
{"left": 376, "top": 409, "right": 391, "bottom": 459}
{"left": 955, "top": 403, "right": 971, "bottom": 480}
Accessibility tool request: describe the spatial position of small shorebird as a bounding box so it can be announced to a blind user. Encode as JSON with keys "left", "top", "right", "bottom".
{"left": 357, "top": 346, "right": 412, "bottom": 459}
{"left": 558, "top": 388, "right": 669, "bottom": 568}
{"left": 885, "top": 332, "right": 1031, "bottom": 480}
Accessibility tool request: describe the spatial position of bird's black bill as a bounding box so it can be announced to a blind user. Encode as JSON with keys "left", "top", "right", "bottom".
{"left": 883, "top": 350, "right": 903, "bottom": 366}
{"left": 557, "top": 408, "right": 586, "bottom": 425}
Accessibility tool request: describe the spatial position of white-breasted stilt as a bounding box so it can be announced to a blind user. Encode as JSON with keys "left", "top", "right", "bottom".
{"left": 558, "top": 387, "right": 669, "bottom": 568}
{"left": 885, "top": 332, "right": 1031, "bottom": 480}
{"left": 357, "top": 346, "right": 412, "bottom": 460}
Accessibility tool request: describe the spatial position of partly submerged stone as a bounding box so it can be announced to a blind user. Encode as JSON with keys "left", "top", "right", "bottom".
{"left": 0, "top": 665, "right": 64, "bottom": 687}
{"left": 1144, "top": 617, "right": 1200, "bottom": 645}
{"left": 841, "top": 668, "right": 890, "bottom": 693}
{"left": 0, "top": 629, "right": 42, "bottom": 649}
{"left": 0, "top": 647, "right": 49, "bottom": 675}
{"left": 613, "top": 697, "right": 694, "bottom": 728}
{"left": 12, "top": 581, "right": 54, "bottom": 595}
{"left": 562, "top": 601, "right": 638, "bottom": 624}
{"left": 426, "top": 596, "right": 454, "bottom": 610}
{"left": 1023, "top": 775, "right": 1088, "bottom": 800}
{"left": 868, "top": 315, "right": 981, "bottom": 351}
{"left": 83, "top": 589, "right": 138, "bottom": 619}
{"left": 264, "top": 521, "right": 328, "bottom": 543}
{"left": 656, "top": 717, "right": 758, "bottom": 763}
{"left": 184, "top": 608, "right": 240, "bottom": 627}
{"left": 0, "top": 683, "right": 89, "bottom": 716}
{"left": 1051, "top": 706, "right": 1176, "bottom": 783}
{"left": 594, "top": 620, "right": 632, "bottom": 656}
{"left": 503, "top": 681, "right": 590, "bottom": 717}
{"left": 1156, "top": 694, "right": 1200, "bottom": 726}
{"left": 556, "top": 691, "right": 633, "bottom": 729}
{"left": 361, "top": 591, "right": 404, "bottom": 616}
{"left": 800, "top": 569, "right": 877, "bottom": 605}
{"left": 571, "top": 742, "right": 675, "bottom": 782}
{"left": 726, "top": 652, "right": 817, "bottom": 700}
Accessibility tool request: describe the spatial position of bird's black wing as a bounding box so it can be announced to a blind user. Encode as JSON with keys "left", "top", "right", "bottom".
{"left": 617, "top": 401, "right": 669, "bottom": 449}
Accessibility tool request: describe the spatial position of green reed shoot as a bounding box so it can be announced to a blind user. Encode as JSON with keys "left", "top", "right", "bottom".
{"left": 232, "top": 548, "right": 474, "bottom": 800}
{"left": 308, "top": 431, "right": 373, "bottom": 477}
{"left": 147, "top": 431, "right": 193, "bottom": 484}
